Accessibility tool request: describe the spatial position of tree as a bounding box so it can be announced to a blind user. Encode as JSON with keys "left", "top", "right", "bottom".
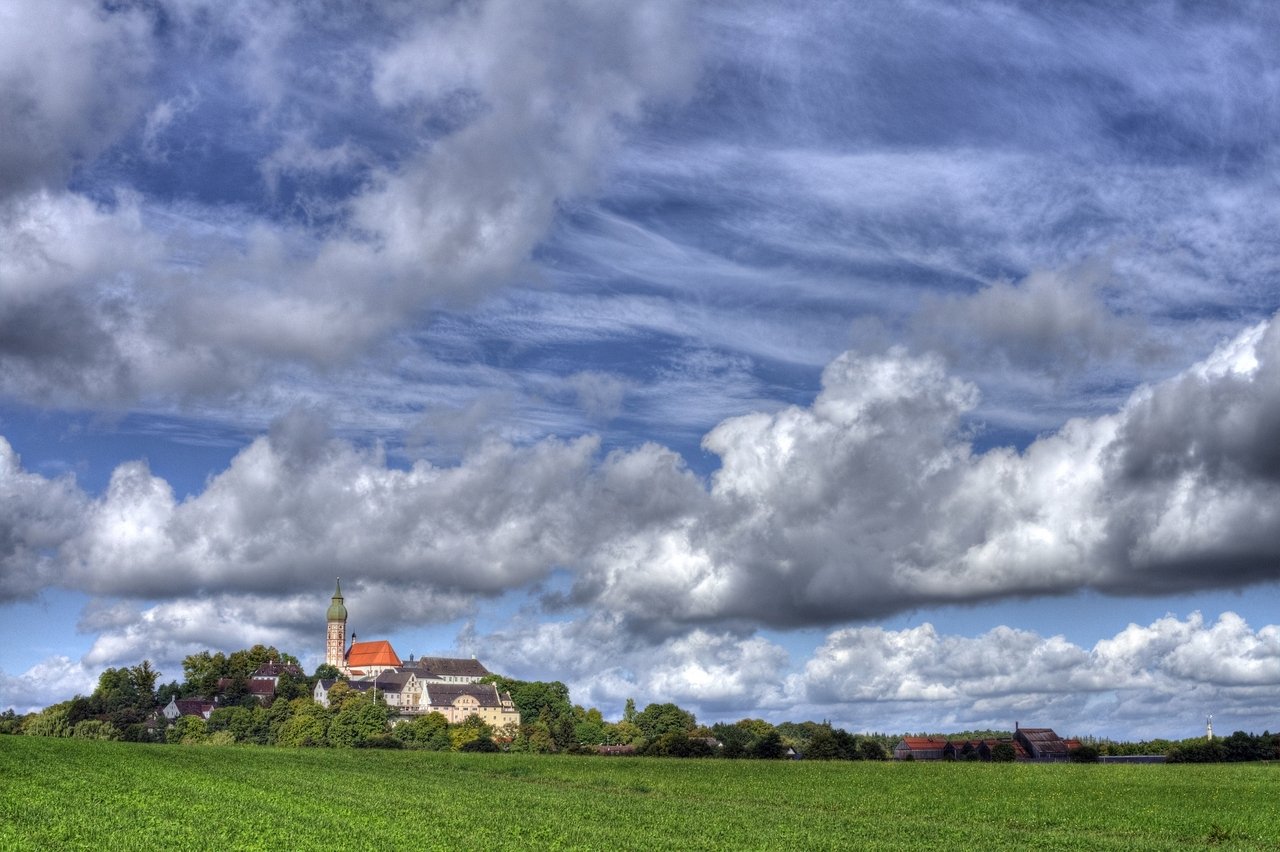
{"left": 23, "top": 703, "right": 71, "bottom": 738}
{"left": 156, "top": 680, "right": 183, "bottom": 706}
{"left": 71, "top": 720, "right": 120, "bottom": 741}
{"left": 990, "top": 742, "right": 1016, "bottom": 762}
{"left": 511, "top": 718, "right": 558, "bottom": 754}
{"left": 0, "top": 709, "right": 22, "bottom": 735}
{"left": 1069, "top": 744, "right": 1100, "bottom": 763}
{"left": 276, "top": 698, "right": 331, "bottom": 747}
{"left": 328, "top": 694, "right": 391, "bottom": 748}
{"left": 482, "top": 677, "right": 572, "bottom": 727}
{"left": 642, "top": 730, "right": 708, "bottom": 757}
{"left": 93, "top": 667, "right": 142, "bottom": 713}
{"left": 460, "top": 735, "right": 499, "bottom": 752}
{"left": 634, "top": 703, "right": 696, "bottom": 741}
{"left": 129, "top": 661, "right": 160, "bottom": 705}
{"left": 226, "top": 645, "right": 298, "bottom": 679}
{"left": 573, "top": 706, "right": 608, "bottom": 746}
{"left": 182, "top": 651, "right": 227, "bottom": 696}
{"left": 313, "top": 664, "right": 343, "bottom": 682}
{"left": 804, "top": 727, "right": 842, "bottom": 760}
{"left": 262, "top": 696, "right": 297, "bottom": 745}
{"left": 324, "top": 681, "right": 357, "bottom": 711}
{"left": 393, "top": 712, "right": 451, "bottom": 751}
{"left": 168, "top": 715, "right": 207, "bottom": 745}
{"left": 607, "top": 720, "right": 642, "bottom": 746}
{"left": 450, "top": 714, "right": 495, "bottom": 751}
{"left": 750, "top": 730, "right": 787, "bottom": 760}
{"left": 207, "top": 706, "right": 262, "bottom": 744}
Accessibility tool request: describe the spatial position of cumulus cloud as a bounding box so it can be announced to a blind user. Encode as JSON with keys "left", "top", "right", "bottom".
{"left": 11, "top": 314, "right": 1280, "bottom": 635}
{"left": 0, "top": 656, "right": 98, "bottom": 716}
{"left": 567, "top": 315, "right": 1280, "bottom": 628}
{"left": 913, "top": 268, "right": 1149, "bottom": 377}
{"left": 791, "top": 612, "right": 1280, "bottom": 738}
{"left": 477, "top": 612, "right": 790, "bottom": 720}
{"left": 461, "top": 608, "right": 1280, "bottom": 738}
{"left": 0, "top": 438, "right": 87, "bottom": 602}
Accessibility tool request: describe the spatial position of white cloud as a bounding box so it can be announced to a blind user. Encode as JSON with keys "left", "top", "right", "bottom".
{"left": 11, "top": 314, "right": 1280, "bottom": 633}
{"left": 0, "top": 1, "right": 699, "bottom": 407}
{"left": 914, "top": 268, "right": 1148, "bottom": 377}
{"left": 0, "top": 437, "right": 87, "bottom": 602}
{"left": 0, "top": 1, "right": 151, "bottom": 198}
{"left": 478, "top": 612, "right": 789, "bottom": 720}
{"left": 0, "top": 656, "right": 97, "bottom": 716}
{"left": 790, "top": 612, "right": 1280, "bottom": 738}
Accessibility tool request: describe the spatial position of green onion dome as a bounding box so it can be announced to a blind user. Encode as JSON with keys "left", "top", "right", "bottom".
{"left": 326, "top": 578, "right": 347, "bottom": 622}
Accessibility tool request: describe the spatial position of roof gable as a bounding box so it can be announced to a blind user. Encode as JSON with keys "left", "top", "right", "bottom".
{"left": 346, "top": 640, "right": 402, "bottom": 668}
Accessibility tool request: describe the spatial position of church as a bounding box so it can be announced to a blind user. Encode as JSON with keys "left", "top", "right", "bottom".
{"left": 318, "top": 580, "right": 521, "bottom": 728}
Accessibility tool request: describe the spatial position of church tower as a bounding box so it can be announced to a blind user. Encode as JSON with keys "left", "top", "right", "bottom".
{"left": 326, "top": 578, "right": 348, "bottom": 673}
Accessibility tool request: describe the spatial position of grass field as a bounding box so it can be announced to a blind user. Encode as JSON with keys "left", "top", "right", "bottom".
{"left": 1, "top": 737, "right": 1277, "bottom": 850}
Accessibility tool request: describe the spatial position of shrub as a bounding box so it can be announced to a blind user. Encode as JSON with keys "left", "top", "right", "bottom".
{"left": 1069, "top": 745, "right": 1099, "bottom": 763}
{"left": 460, "top": 736, "right": 499, "bottom": 753}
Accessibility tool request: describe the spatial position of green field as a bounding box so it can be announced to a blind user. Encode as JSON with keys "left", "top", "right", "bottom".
{"left": 1, "top": 737, "right": 1277, "bottom": 850}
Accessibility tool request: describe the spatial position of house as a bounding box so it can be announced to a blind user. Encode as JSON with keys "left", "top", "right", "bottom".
{"left": 415, "top": 683, "right": 520, "bottom": 726}
{"left": 893, "top": 736, "right": 949, "bottom": 760}
{"left": 251, "top": 658, "right": 301, "bottom": 684}
{"left": 162, "top": 697, "right": 214, "bottom": 721}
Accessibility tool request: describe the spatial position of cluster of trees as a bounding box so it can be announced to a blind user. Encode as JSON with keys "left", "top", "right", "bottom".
{"left": 5, "top": 648, "right": 898, "bottom": 761}
{"left": 1165, "top": 732, "right": 1280, "bottom": 763}
{"left": 169, "top": 685, "right": 506, "bottom": 751}
{"left": 14, "top": 646, "right": 1275, "bottom": 762}
{"left": 1084, "top": 731, "right": 1279, "bottom": 763}
{"left": 170, "top": 646, "right": 313, "bottom": 705}
{"left": 482, "top": 680, "right": 892, "bottom": 761}
{"left": 20, "top": 662, "right": 163, "bottom": 742}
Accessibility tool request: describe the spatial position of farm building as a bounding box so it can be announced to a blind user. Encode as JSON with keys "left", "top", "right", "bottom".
{"left": 1013, "top": 724, "right": 1071, "bottom": 761}
{"left": 893, "top": 736, "right": 949, "bottom": 760}
{"left": 894, "top": 725, "right": 1076, "bottom": 761}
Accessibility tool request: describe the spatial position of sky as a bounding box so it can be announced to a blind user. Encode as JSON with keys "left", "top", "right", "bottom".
{"left": 2, "top": 0, "right": 1280, "bottom": 741}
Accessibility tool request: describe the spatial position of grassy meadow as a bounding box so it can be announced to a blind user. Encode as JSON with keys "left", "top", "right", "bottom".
{"left": 1, "top": 736, "right": 1277, "bottom": 850}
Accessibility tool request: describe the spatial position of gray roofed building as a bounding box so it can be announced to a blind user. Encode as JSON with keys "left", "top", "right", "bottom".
{"left": 400, "top": 656, "right": 491, "bottom": 683}
{"left": 1013, "top": 724, "right": 1071, "bottom": 761}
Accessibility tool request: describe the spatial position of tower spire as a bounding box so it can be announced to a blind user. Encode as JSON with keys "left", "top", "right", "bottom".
{"left": 325, "top": 578, "right": 349, "bottom": 673}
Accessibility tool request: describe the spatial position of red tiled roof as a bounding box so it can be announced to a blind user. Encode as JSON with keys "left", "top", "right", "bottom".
{"left": 899, "top": 737, "right": 948, "bottom": 748}
{"left": 346, "top": 640, "right": 401, "bottom": 668}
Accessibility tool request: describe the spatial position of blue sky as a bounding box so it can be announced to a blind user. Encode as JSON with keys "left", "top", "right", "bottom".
{"left": 3, "top": 0, "right": 1280, "bottom": 740}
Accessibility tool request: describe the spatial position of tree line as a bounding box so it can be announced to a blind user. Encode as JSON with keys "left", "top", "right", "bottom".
{"left": 3, "top": 646, "right": 1276, "bottom": 761}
